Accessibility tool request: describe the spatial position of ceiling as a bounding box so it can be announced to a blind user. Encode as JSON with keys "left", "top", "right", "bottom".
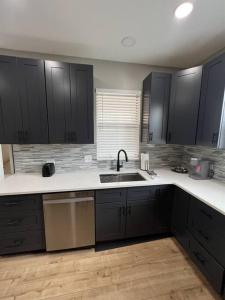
{"left": 0, "top": 0, "right": 225, "bottom": 67}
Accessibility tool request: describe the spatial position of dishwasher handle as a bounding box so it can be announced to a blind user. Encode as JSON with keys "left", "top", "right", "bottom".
{"left": 43, "top": 197, "right": 94, "bottom": 205}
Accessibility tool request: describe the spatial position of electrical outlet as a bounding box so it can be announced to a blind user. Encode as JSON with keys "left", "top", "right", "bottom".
{"left": 84, "top": 155, "right": 92, "bottom": 163}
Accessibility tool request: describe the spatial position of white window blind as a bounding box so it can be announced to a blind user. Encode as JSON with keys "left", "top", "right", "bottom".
{"left": 96, "top": 89, "right": 141, "bottom": 160}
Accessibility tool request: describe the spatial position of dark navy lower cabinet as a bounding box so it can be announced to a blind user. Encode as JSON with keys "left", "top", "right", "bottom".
{"left": 188, "top": 196, "right": 225, "bottom": 268}
{"left": 95, "top": 186, "right": 173, "bottom": 242}
{"left": 175, "top": 192, "right": 225, "bottom": 297}
{"left": 155, "top": 185, "right": 174, "bottom": 234}
{"left": 189, "top": 234, "right": 224, "bottom": 294}
{"left": 125, "top": 187, "right": 158, "bottom": 238}
{"left": 0, "top": 194, "right": 45, "bottom": 255}
{"left": 171, "top": 187, "right": 190, "bottom": 251}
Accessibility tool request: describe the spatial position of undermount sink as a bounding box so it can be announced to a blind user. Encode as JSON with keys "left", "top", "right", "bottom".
{"left": 100, "top": 173, "right": 146, "bottom": 183}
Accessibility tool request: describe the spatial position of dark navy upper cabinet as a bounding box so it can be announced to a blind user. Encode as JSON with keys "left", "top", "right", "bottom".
{"left": 0, "top": 56, "right": 23, "bottom": 143}
{"left": 196, "top": 53, "right": 225, "bottom": 148}
{"left": 45, "top": 61, "right": 94, "bottom": 144}
{"left": 167, "top": 66, "right": 202, "bottom": 145}
{"left": 141, "top": 72, "right": 171, "bottom": 144}
{"left": 45, "top": 61, "right": 71, "bottom": 143}
{"left": 70, "top": 64, "right": 94, "bottom": 143}
{"left": 0, "top": 56, "right": 48, "bottom": 144}
{"left": 18, "top": 58, "right": 48, "bottom": 143}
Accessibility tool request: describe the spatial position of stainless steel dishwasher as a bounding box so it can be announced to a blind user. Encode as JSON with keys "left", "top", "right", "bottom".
{"left": 43, "top": 191, "right": 95, "bottom": 251}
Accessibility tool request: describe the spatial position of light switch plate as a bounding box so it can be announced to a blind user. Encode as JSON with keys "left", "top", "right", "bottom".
{"left": 84, "top": 155, "right": 92, "bottom": 163}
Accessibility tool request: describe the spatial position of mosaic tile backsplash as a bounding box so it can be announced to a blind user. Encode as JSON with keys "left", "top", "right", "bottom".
{"left": 13, "top": 143, "right": 184, "bottom": 174}
{"left": 13, "top": 143, "right": 225, "bottom": 182}
{"left": 140, "top": 144, "right": 184, "bottom": 169}
{"left": 12, "top": 144, "right": 139, "bottom": 174}
{"left": 182, "top": 145, "right": 225, "bottom": 182}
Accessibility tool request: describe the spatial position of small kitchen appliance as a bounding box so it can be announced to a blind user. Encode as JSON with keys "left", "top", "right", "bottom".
{"left": 189, "top": 158, "right": 214, "bottom": 180}
{"left": 42, "top": 162, "right": 55, "bottom": 177}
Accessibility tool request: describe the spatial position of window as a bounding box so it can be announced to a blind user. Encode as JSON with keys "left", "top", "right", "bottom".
{"left": 96, "top": 89, "right": 141, "bottom": 160}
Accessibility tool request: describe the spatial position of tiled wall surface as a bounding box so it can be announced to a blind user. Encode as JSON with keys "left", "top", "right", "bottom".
{"left": 13, "top": 143, "right": 183, "bottom": 173}
{"left": 13, "top": 143, "right": 225, "bottom": 182}
{"left": 139, "top": 144, "right": 184, "bottom": 169}
{"left": 13, "top": 144, "right": 139, "bottom": 173}
{"left": 182, "top": 145, "right": 225, "bottom": 182}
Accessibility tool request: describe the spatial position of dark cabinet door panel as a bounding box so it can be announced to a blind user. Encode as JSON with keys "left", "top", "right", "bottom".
{"left": 197, "top": 53, "right": 225, "bottom": 148}
{"left": 155, "top": 186, "right": 173, "bottom": 234}
{"left": 149, "top": 73, "right": 171, "bottom": 144}
{"left": 125, "top": 198, "right": 156, "bottom": 238}
{"left": 96, "top": 202, "right": 126, "bottom": 242}
{"left": 70, "top": 64, "right": 94, "bottom": 143}
{"left": 0, "top": 56, "right": 23, "bottom": 143}
{"left": 171, "top": 188, "right": 190, "bottom": 250}
{"left": 45, "top": 60, "right": 71, "bottom": 143}
{"left": 18, "top": 58, "right": 48, "bottom": 143}
{"left": 168, "top": 66, "right": 202, "bottom": 145}
{"left": 141, "top": 72, "right": 171, "bottom": 144}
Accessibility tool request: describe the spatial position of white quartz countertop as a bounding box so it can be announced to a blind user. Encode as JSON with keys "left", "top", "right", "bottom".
{"left": 0, "top": 168, "right": 225, "bottom": 216}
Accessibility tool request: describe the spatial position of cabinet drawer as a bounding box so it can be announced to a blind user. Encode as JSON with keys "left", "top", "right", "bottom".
{"left": 189, "top": 235, "right": 224, "bottom": 293}
{"left": 0, "top": 230, "right": 45, "bottom": 255}
{"left": 96, "top": 189, "right": 126, "bottom": 204}
{"left": 127, "top": 186, "right": 158, "bottom": 201}
{"left": 0, "top": 194, "right": 42, "bottom": 213}
{"left": 0, "top": 212, "right": 44, "bottom": 234}
{"left": 188, "top": 197, "right": 225, "bottom": 267}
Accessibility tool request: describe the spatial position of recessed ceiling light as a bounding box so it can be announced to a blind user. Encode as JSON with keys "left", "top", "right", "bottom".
{"left": 121, "top": 36, "right": 136, "bottom": 47}
{"left": 175, "top": 2, "right": 193, "bottom": 19}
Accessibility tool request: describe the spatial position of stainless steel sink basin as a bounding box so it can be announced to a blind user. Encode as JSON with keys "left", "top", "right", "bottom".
{"left": 100, "top": 173, "right": 146, "bottom": 183}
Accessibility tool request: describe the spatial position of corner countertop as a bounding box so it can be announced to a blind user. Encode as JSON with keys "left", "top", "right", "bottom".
{"left": 0, "top": 168, "right": 225, "bottom": 216}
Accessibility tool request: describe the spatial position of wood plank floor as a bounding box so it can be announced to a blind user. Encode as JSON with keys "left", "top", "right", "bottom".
{"left": 0, "top": 238, "right": 221, "bottom": 300}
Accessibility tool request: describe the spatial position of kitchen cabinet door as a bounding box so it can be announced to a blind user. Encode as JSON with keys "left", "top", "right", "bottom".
{"left": 125, "top": 198, "right": 157, "bottom": 238}
{"left": 0, "top": 56, "right": 23, "bottom": 143}
{"left": 95, "top": 202, "right": 126, "bottom": 242}
{"left": 126, "top": 186, "right": 159, "bottom": 238}
{"left": 46, "top": 61, "right": 94, "bottom": 144}
{"left": 18, "top": 58, "right": 48, "bottom": 143}
{"left": 196, "top": 53, "right": 225, "bottom": 148}
{"left": 167, "top": 66, "right": 202, "bottom": 145}
{"left": 70, "top": 64, "right": 94, "bottom": 143}
{"left": 154, "top": 185, "right": 173, "bottom": 234}
{"left": 45, "top": 60, "right": 71, "bottom": 143}
{"left": 171, "top": 188, "right": 190, "bottom": 250}
{"left": 141, "top": 72, "right": 171, "bottom": 144}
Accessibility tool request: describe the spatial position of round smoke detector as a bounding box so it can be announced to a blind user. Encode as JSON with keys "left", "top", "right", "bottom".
{"left": 121, "top": 36, "right": 136, "bottom": 47}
